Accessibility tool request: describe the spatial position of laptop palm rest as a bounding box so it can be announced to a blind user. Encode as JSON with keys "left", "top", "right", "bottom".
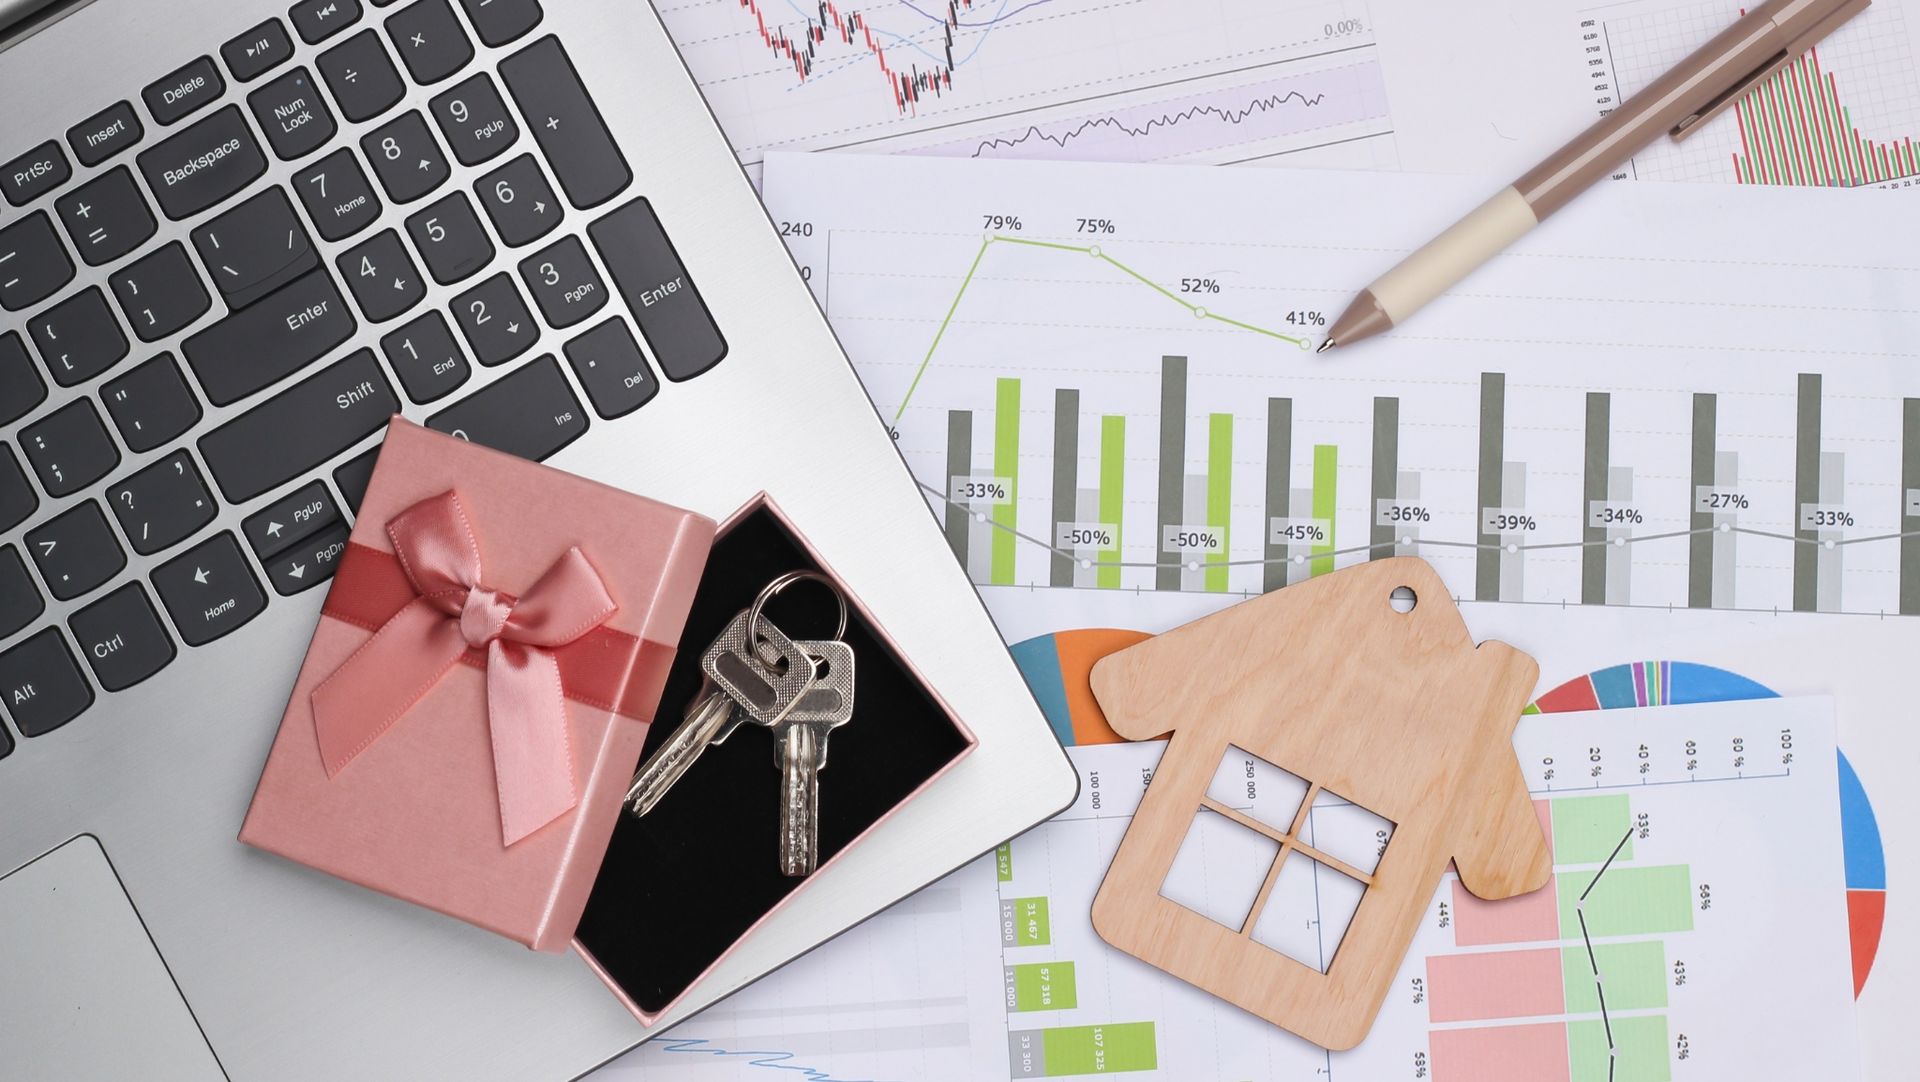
{"left": 0, "top": 836, "right": 224, "bottom": 1080}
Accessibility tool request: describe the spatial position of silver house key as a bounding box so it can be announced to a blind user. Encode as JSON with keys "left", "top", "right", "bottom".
{"left": 770, "top": 638, "right": 857, "bottom": 877}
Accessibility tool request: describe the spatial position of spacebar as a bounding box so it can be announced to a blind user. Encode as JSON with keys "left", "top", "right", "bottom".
{"left": 198, "top": 350, "right": 399, "bottom": 503}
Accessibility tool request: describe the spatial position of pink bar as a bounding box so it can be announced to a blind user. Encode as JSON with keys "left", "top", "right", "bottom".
{"left": 1451, "top": 874, "right": 1559, "bottom": 947}
{"left": 1426, "top": 948, "right": 1564, "bottom": 1022}
{"left": 1431, "top": 1023, "right": 1571, "bottom": 1082}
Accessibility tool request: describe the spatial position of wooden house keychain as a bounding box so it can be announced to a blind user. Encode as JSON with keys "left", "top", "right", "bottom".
{"left": 1087, "top": 557, "right": 1549, "bottom": 1050}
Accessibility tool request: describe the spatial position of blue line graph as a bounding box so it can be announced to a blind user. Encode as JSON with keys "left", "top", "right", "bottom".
{"left": 651, "top": 1036, "right": 898, "bottom": 1082}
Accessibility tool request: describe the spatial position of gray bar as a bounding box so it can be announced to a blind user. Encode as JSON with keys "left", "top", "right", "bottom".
{"left": 1905, "top": 399, "right": 1920, "bottom": 614}
{"left": 1476, "top": 373, "right": 1505, "bottom": 601}
{"left": 1157, "top": 356, "right": 1187, "bottom": 591}
{"left": 1050, "top": 389, "right": 1079, "bottom": 587}
{"left": 1264, "top": 398, "right": 1292, "bottom": 593}
{"left": 945, "top": 410, "right": 972, "bottom": 568}
{"left": 1689, "top": 393, "right": 1716, "bottom": 609}
{"left": 1370, "top": 397, "right": 1399, "bottom": 560}
{"left": 1794, "top": 374, "right": 1821, "bottom": 612}
{"left": 1582, "top": 392, "right": 1609, "bottom": 605}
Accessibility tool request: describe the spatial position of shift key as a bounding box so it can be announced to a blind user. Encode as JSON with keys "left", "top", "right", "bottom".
{"left": 183, "top": 269, "right": 355, "bottom": 405}
{"left": 199, "top": 349, "right": 397, "bottom": 503}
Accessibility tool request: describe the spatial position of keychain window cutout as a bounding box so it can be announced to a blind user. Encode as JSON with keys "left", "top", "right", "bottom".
{"left": 1205, "top": 745, "right": 1310, "bottom": 834}
{"left": 1250, "top": 851, "right": 1367, "bottom": 973}
{"left": 1160, "top": 807, "right": 1281, "bottom": 931}
{"left": 1302, "top": 787, "right": 1396, "bottom": 877}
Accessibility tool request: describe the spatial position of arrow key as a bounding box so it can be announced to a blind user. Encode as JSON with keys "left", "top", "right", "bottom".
{"left": 452, "top": 272, "right": 538, "bottom": 366}
{"left": 152, "top": 532, "right": 266, "bottom": 646}
{"left": 266, "top": 520, "right": 349, "bottom": 595}
{"left": 243, "top": 479, "right": 343, "bottom": 559}
{"left": 337, "top": 228, "right": 425, "bottom": 322}
{"left": 474, "top": 154, "right": 561, "bottom": 247}
{"left": 360, "top": 110, "right": 450, "bottom": 204}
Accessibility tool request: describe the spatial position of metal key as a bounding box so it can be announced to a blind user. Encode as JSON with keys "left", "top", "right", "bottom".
{"left": 767, "top": 638, "right": 857, "bottom": 877}
{"left": 624, "top": 610, "right": 817, "bottom": 817}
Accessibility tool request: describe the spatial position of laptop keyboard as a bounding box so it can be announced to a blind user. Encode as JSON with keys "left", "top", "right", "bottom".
{"left": 0, "top": 0, "right": 732, "bottom": 753}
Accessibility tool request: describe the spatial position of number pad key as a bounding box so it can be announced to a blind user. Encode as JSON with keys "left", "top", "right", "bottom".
{"left": 317, "top": 29, "right": 405, "bottom": 123}
{"left": 248, "top": 67, "right": 336, "bottom": 161}
{"left": 293, "top": 148, "right": 383, "bottom": 241}
{"left": 0, "top": 332, "right": 46, "bottom": 425}
{"left": 380, "top": 310, "right": 470, "bottom": 402}
{"left": 337, "top": 229, "right": 425, "bottom": 322}
{"left": 55, "top": 167, "right": 156, "bottom": 267}
{"left": 69, "top": 583, "right": 175, "bottom": 692}
{"left": 151, "top": 532, "right": 266, "bottom": 646}
{"left": 452, "top": 272, "right": 538, "bottom": 365}
{"left": 426, "top": 355, "right": 585, "bottom": 461}
{"left": 106, "top": 451, "right": 217, "bottom": 555}
{"left": 518, "top": 235, "right": 605, "bottom": 329}
{"left": 565, "top": 317, "right": 657, "bottom": 420}
{"left": 0, "top": 212, "right": 76, "bottom": 312}
{"left": 0, "top": 629, "right": 93, "bottom": 737}
{"left": 30, "top": 288, "right": 129, "bottom": 387}
{"left": 475, "top": 154, "right": 560, "bottom": 247}
{"left": 103, "top": 355, "right": 202, "bottom": 452}
{"left": 21, "top": 399, "right": 120, "bottom": 498}
{"left": 361, "top": 111, "right": 450, "bottom": 204}
{"left": 430, "top": 72, "right": 517, "bottom": 166}
{"left": 111, "top": 243, "right": 213, "bottom": 342}
{"left": 386, "top": 0, "right": 474, "bottom": 86}
{"left": 0, "top": 545, "right": 42, "bottom": 639}
{"left": 406, "top": 191, "right": 493, "bottom": 284}
{"left": 27, "top": 501, "right": 126, "bottom": 601}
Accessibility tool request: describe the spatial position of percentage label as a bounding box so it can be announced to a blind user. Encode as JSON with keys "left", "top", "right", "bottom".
{"left": 1162, "top": 525, "right": 1224, "bottom": 552}
{"left": 1075, "top": 218, "right": 1116, "bottom": 234}
{"left": 1798, "top": 504, "right": 1855, "bottom": 529}
{"left": 1056, "top": 522, "right": 1118, "bottom": 550}
{"left": 1482, "top": 508, "right": 1538, "bottom": 533}
{"left": 1283, "top": 310, "right": 1327, "bottom": 327}
{"left": 1179, "top": 277, "right": 1221, "bottom": 294}
{"left": 982, "top": 213, "right": 1023, "bottom": 231}
{"left": 1695, "top": 487, "right": 1751, "bottom": 512}
{"left": 949, "top": 475, "right": 1013, "bottom": 506}
{"left": 1326, "top": 17, "right": 1364, "bottom": 34}
{"left": 1375, "top": 501, "right": 1431, "bottom": 526}
{"left": 1588, "top": 502, "right": 1644, "bottom": 527}
{"left": 1268, "top": 517, "right": 1331, "bottom": 545}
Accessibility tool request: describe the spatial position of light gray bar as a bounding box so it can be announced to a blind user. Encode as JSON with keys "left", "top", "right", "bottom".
{"left": 945, "top": 410, "right": 972, "bottom": 568}
{"left": 1182, "top": 473, "right": 1207, "bottom": 591}
{"left": 1157, "top": 356, "right": 1188, "bottom": 591}
{"left": 1818, "top": 451, "right": 1843, "bottom": 612}
{"left": 1713, "top": 451, "right": 1738, "bottom": 608}
{"left": 1689, "top": 393, "right": 1716, "bottom": 609}
{"left": 1370, "top": 397, "right": 1399, "bottom": 560}
{"left": 1905, "top": 400, "right": 1920, "bottom": 614}
{"left": 1050, "top": 389, "right": 1079, "bottom": 588}
{"left": 1289, "top": 487, "right": 1312, "bottom": 586}
{"left": 1500, "top": 461, "right": 1525, "bottom": 602}
{"left": 1074, "top": 486, "right": 1098, "bottom": 588}
{"left": 1264, "top": 398, "right": 1291, "bottom": 593}
{"left": 1794, "top": 373, "right": 1821, "bottom": 612}
{"left": 1396, "top": 469, "right": 1421, "bottom": 554}
{"left": 1582, "top": 392, "right": 1609, "bottom": 606}
{"left": 1477, "top": 373, "right": 1505, "bottom": 601}
{"left": 1606, "top": 465, "right": 1632, "bottom": 606}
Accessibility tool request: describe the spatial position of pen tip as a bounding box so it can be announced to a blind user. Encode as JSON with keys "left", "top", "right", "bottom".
{"left": 1316, "top": 338, "right": 1337, "bottom": 354}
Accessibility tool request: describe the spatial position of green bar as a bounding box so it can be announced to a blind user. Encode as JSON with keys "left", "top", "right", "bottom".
{"left": 1569, "top": 1016, "right": 1670, "bottom": 1082}
{"left": 1558, "top": 865, "right": 1694, "bottom": 938}
{"left": 1099, "top": 416, "right": 1125, "bottom": 589}
{"left": 1009, "top": 962, "right": 1078, "bottom": 1012}
{"left": 1551, "top": 794, "right": 1632, "bottom": 865}
{"left": 1014, "top": 897, "right": 1051, "bottom": 946}
{"left": 993, "top": 378, "right": 1021, "bottom": 586}
{"left": 1206, "top": 414, "right": 1233, "bottom": 592}
{"left": 996, "top": 842, "right": 1013, "bottom": 882}
{"left": 1039, "top": 1023, "right": 1157, "bottom": 1075}
{"left": 1311, "top": 444, "right": 1337, "bottom": 577}
{"left": 1562, "top": 941, "right": 1667, "bottom": 1013}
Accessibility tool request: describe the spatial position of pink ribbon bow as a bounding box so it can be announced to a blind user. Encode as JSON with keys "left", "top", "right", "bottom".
{"left": 310, "top": 490, "right": 618, "bottom": 846}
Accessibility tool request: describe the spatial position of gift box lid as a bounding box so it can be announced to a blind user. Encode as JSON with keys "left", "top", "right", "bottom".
{"left": 239, "top": 419, "right": 716, "bottom": 951}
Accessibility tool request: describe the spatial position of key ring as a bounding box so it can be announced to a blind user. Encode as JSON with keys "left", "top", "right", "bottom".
{"left": 747, "top": 570, "right": 849, "bottom": 670}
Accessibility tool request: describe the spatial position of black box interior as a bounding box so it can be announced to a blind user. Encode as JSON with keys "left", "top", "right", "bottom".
{"left": 576, "top": 502, "right": 974, "bottom": 1014}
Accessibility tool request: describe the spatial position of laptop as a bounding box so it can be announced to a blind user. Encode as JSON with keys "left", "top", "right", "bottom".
{"left": 0, "top": 0, "right": 1077, "bottom": 1078}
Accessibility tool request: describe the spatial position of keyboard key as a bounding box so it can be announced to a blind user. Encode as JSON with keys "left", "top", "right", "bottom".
{"left": 0, "top": 723, "right": 8, "bottom": 759}
{"left": 265, "top": 519, "right": 350, "bottom": 595}
{"left": 386, "top": 0, "right": 473, "bottom": 85}
{"left": 474, "top": 154, "right": 559, "bottom": 247}
{"left": 143, "top": 56, "right": 225, "bottom": 125}
{"left": 428, "top": 355, "right": 584, "bottom": 461}
{"left": 430, "top": 73, "right": 517, "bottom": 166}
{"left": 498, "top": 37, "right": 629, "bottom": 209}
{"left": 56, "top": 167, "right": 156, "bottom": 267}
{"left": 519, "top": 234, "right": 605, "bottom": 329}
{"left": 0, "top": 447, "right": 34, "bottom": 532}
{"left": 137, "top": 106, "right": 269, "bottom": 220}
{"left": 223, "top": 18, "right": 295, "bottom": 82}
{"left": 111, "top": 243, "right": 212, "bottom": 343}
{"left": 332, "top": 446, "right": 379, "bottom": 513}
{"left": 28, "top": 501, "right": 125, "bottom": 601}
{"left": 452, "top": 272, "right": 537, "bottom": 365}
{"left": 457, "top": 0, "right": 541, "bottom": 47}
{"left": 1, "top": 141, "right": 69, "bottom": 206}
{"left": 152, "top": 532, "right": 266, "bottom": 646}
{"left": 291, "top": 0, "right": 362, "bottom": 44}
{"left": 0, "top": 333, "right": 46, "bottom": 425}
{"left": 0, "top": 545, "right": 42, "bottom": 640}
{"left": 190, "top": 188, "right": 317, "bottom": 309}
{"left": 66, "top": 102, "right": 144, "bottom": 167}
{"left": 293, "top": 148, "right": 383, "bottom": 241}
{"left": 106, "top": 451, "right": 217, "bottom": 555}
{"left": 29, "top": 288, "right": 129, "bottom": 387}
{"left": 565, "top": 318, "right": 656, "bottom": 420}
{"left": 243, "top": 479, "right": 342, "bottom": 558}
{"left": 181, "top": 268, "right": 355, "bottom": 406}
{"left": 361, "top": 111, "right": 449, "bottom": 204}
{"left": 0, "top": 212, "right": 75, "bottom": 311}
{"left": 0, "top": 629, "right": 93, "bottom": 736}
{"left": 198, "top": 349, "right": 398, "bottom": 503}
{"left": 407, "top": 191, "right": 492, "bottom": 284}
{"left": 21, "top": 399, "right": 120, "bottom": 497}
{"left": 337, "top": 229, "right": 424, "bottom": 322}
{"left": 70, "top": 583, "right": 175, "bottom": 692}
{"left": 318, "top": 29, "right": 405, "bottom": 123}
{"left": 103, "top": 354, "right": 201, "bottom": 452}
{"left": 380, "top": 309, "right": 469, "bottom": 402}
{"left": 589, "top": 198, "right": 727, "bottom": 381}
{"left": 249, "top": 67, "right": 337, "bottom": 161}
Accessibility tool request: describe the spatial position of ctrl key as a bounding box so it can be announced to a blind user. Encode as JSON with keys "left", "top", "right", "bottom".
{"left": 69, "top": 583, "right": 176, "bottom": 692}
{"left": 152, "top": 533, "right": 267, "bottom": 647}
{"left": 0, "top": 628, "right": 95, "bottom": 737}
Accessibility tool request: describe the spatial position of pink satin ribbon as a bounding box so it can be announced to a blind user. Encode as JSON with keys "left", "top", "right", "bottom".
{"left": 310, "top": 490, "right": 619, "bottom": 846}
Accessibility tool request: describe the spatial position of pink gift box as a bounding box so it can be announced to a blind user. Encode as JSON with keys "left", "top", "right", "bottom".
{"left": 239, "top": 419, "right": 716, "bottom": 952}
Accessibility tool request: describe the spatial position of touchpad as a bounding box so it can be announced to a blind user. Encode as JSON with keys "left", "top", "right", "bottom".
{"left": 0, "top": 836, "right": 224, "bottom": 1080}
